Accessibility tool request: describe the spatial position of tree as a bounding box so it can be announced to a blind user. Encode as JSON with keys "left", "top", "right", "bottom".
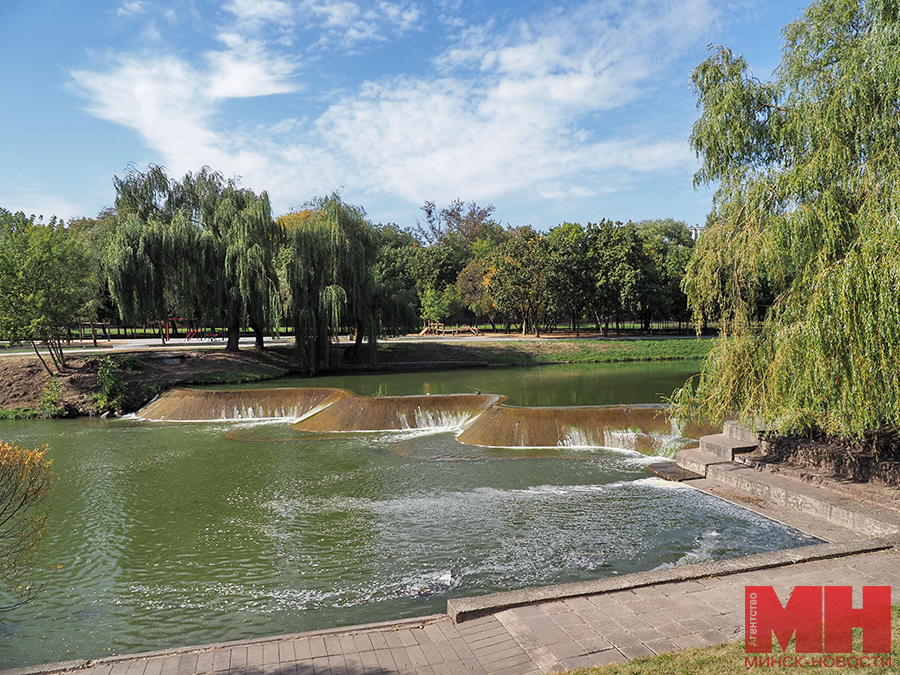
{"left": 277, "top": 195, "right": 379, "bottom": 371}
{"left": 676, "top": 0, "right": 900, "bottom": 437}
{"left": 0, "top": 441, "right": 52, "bottom": 610}
{"left": 484, "top": 227, "right": 550, "bottom": 336}
{"left": 419, "top": 285, "right": 449, "bottom": 323}
{"left": 456, "top": 259, "right": 497, "bottom": 329}
{"left": 0, "top": 211, "right": 97, "bottom": 374}
{"left": 636, "top": 219, "right": 694, "bottom": 330}
{"left": 583, "top": 220, "right": 647, "bottom": 335}
{"left": 372, "top": 223, "right": 420, "bottom": 336}
{"left": 107, "top": 166, "right": 281, "bottom": 352}
{"left": 416, "top": 199, "right": 497, "bottom": 247}
{"left": 546, "top": 222, "right": 593, "bottom": 335}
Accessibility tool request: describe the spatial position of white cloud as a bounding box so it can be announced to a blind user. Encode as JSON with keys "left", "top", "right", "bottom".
{"left": 72, "top": 0, "right": 720, "bottom": 214}
{"left": 224, "top": 0, "right": 293, "bottom": 23}
{"left": 116, "top": 1, "right": 147, "bottom": 17}
{"left": 70, "top": 32, "right": 300, "bottom": 184}
{"left": 0, "top": 185, "right": 89, "bottom": 222}
{"left": 313, "top": 0, "right": 712, "bottom": 201}
{"left": 299, "top": 0, "right": 422, "bottom": 46}
{"left": 206, "top": 34, "right": 298, "bottom": 98}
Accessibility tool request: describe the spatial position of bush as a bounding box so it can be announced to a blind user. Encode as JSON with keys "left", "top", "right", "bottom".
{"left": 38, "top": 376, "right": 63, "bottom": 419}
{"left": 0, "top": 440, "right": 52, "bottom": 608}
{"left": 93, "top": 356, "right": 126, "bottom": 411}
{"left": 119, "top": 356, "right": 143, "bottom": 370}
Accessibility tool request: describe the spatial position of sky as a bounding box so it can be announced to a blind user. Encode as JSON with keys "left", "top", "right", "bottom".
{"left": 0, "top": 0, "right": 806, "bottom": 231}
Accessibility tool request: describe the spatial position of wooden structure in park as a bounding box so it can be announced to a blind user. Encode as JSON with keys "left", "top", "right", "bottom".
{"left": 417, "top": 321, "right": 482, "bottom": 337}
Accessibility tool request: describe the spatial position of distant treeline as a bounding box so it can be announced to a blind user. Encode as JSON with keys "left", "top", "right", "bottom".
{"left": 0, "top": 165, "right": 699, "bottom": 374}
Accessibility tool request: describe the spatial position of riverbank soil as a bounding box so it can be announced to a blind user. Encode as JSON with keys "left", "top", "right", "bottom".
{"left": 755, "top": 431, "right": 900, "bottom": 487}
{"left": 0, "top": 348, "right": 296, "bottom": 416}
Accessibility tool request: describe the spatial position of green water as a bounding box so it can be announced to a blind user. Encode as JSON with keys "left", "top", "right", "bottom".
{"left": 0, "top": 364, "right": 819, "bottom": 668}
{"left": 213, "top": 360, "right": 701, "bottom": 406}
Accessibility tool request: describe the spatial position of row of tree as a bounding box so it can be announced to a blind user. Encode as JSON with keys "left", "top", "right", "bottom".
{"left": 376, "top": 201, "right": 697, "bottom": 337}
{"left": 0, "top": 167, "right": 698, "bottom": 375}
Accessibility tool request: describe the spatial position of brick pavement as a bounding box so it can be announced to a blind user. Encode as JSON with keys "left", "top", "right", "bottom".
{"left": 7, "top": 544, "right": 897, "bottom": 675}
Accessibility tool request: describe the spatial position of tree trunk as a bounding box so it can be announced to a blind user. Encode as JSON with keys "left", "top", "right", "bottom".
{"left": 226, "top": 323, "right": 241, "bottom": 352}
{"left": 250, "top": 321, "right": 265, "bottom": 350}
{"left": 30, "top": 340, "right": 54, "bottom": 376}
{"left": 353, "top": 320, "right": 365, "bottom": 363}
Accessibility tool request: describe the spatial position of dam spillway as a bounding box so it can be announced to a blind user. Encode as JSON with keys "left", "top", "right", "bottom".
{"left": 456, "top": 404, "right": 703, "bottom": 454}
{"left": 135, "top": 386, "right": 712, "bottom": 453}
{"left": 135, "top": 386, "right": 351, "bottom": 421}
{"left": 291, "top": 393, "right": 504, "bottom": 432}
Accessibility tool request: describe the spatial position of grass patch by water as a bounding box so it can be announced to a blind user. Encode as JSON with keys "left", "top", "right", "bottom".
{"left": 372, "top": 337, "right": 714, "bottom": 366}
{"left": 566, "top": 605, "right": 899, "bottom": 675}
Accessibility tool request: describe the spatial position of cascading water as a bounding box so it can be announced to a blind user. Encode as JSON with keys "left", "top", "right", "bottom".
{"left": 136, "top": 388, "right": 714, "bottom": 455}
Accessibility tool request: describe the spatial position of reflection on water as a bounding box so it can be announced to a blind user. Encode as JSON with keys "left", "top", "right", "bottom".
{"left": 207, "top": 360, "right": 702, "bottom": 407}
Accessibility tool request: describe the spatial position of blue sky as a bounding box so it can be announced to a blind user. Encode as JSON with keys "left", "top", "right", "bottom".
{"left": 1, "top": 1, "right": 804, "bottom": 230}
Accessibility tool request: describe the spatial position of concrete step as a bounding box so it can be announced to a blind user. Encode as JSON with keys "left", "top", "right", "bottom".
{"left": 724, "top": 420, "right": 762, "bottom": 443}
{"left": 699, "top": 433, "right": 758, "bottom": 460}
{"left": 675, "top": 447, "right": 733, "bottom": 477}
{"left": 705, "top": 462, "right": 900, "bottom": 537}
{"left": 646, "top": 460, "right": 704, "bottom": 482}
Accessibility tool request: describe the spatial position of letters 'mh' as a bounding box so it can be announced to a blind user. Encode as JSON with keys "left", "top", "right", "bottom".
{"left": 745, "top": 586, "right": 891, "bottom": 654}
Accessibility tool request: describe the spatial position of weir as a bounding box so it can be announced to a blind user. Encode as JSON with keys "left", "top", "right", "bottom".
{"left": 135, "top": 387, "right": 351, "bottom": 421}
{"left": 292, "top": 393, "right": 504, "bottom": 431}
{"left": 136, "top": 386, "right": 713, "bottom": 453}
{"left": 457, "top": 404, "right": 715, "bottom": 454}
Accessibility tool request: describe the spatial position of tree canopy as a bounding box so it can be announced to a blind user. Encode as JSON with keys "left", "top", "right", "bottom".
{"left": 277, "top": 195, "right": 379, "bottom": 371}
{"left": 0, "top": 210, "right": 96, "bottom": 373}
{"left": 676, "top": 0, "right": 900, "bottom": 437}
{"left": 107, "top": 166, "right": 281, "bottom": 351}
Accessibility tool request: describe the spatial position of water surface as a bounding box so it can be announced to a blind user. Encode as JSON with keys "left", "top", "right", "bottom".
{"left": 0, "top": 363, "right": 818, "bottom": 668}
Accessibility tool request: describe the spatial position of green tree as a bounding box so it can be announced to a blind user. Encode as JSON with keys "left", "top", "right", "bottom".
{"left": 277, "top": 195, "right": 379, "bottom": 371}
{"left": 0, "top": 211, "right": 96, "bottom": 373}
{"left": 485, "top": 227, "right": 550, "bottom": 336}
{"left": 677, "top": 0, "right": 900, "bottom": 436}
{"left": 107, "top": 166, "right": 281, "bottom": 352}
{"left": 372, "top": 223, "right": 420, "bottom": 336}
{"left": 636, "top": 219, "right": 694, "bottom": 330}
{"left": 546, "top": 222, "right": 592, "bottom": 335}
{"left": 68, "top": 208, "right": 120, "bottom": 345}
{"left": 418, "top": 285, "right": 449, "bottom": 323}
{"left": 456, "top": 259, "right": 497, "bottom": 329}
{"left": 583, "top": 220, "right": 647, "bottom": 335}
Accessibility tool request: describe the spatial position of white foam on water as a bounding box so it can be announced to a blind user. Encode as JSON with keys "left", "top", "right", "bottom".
{"left": 631, "top": 476, "right": 693, "bottom": 490}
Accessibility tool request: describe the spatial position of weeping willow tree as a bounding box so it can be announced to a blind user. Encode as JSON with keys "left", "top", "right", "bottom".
{"left": 675, "top": 0, "right": 900, "bottom": 438}
{"left": 107, "top": 165, "right": 281, "bottom": 351}
{"left": 277, "top": 195, "right": 379, "bottom": 372}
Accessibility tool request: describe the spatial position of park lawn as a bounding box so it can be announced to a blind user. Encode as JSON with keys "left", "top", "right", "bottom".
{"left": 566, "top": 606, "right": 899, "bottom": 675}
{"left": 373, "top": 337, "right": 714, "bottom": 366}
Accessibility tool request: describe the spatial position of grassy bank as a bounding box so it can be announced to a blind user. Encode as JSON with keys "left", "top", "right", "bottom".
{"left": 567, "top": 605, "right": 899, "bottom": 675}
{"left": 370, "top": 337, "right": 714, "bottom": 366}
